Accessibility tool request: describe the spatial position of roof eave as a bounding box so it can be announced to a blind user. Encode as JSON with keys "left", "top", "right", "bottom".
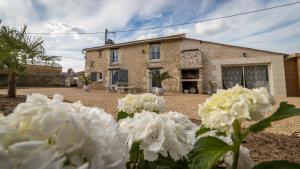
{"left": 83, "top": 34, "right": 186, "bottom": 51}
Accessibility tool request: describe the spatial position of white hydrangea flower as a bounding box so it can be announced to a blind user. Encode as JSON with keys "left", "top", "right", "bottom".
{"left": 0, "top": 93, "right": 129, "bottom": 169}
{"left": 198, "top": 130, "right": 254, "bottom": 169}
{"left": 117, "top": 93, "right": 165, "bottom": 114}
{"left": 198, "top": 85, "right": 274, "bottom": 135}
{"left": 118, "top": 111, "right": 197, "bottom": 161}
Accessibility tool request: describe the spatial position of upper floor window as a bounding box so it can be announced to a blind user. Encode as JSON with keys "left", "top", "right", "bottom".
{"left": 98, "top": 50, "right": 102, "bottom": 58}
{"left": 150, "top": 43, "right": 160, "bottom": 60}
{"left": 111, "top": 49, "right": 119, "bottom": 64}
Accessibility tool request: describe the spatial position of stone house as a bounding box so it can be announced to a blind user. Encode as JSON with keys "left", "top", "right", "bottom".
{"left": 83, "top": 34, "right": 287, "bottom": 96}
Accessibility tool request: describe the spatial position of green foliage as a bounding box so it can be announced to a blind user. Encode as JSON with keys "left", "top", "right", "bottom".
{"left": 196, "top": 126, "right": 211, "bottom": 137}
{"left": 253, "top": 160, "right": 300, "bottom": 169}
{"left": 127, "top": 142, "right": 188, "bottom": 169}
{"left": 149, "top": 71, "right": 175, "bottom": 88}
{"left": 80, "top": 75, "right": 91, "bottom": 86}
{"left": 248, "top": 102, "right": 300, "bottom": 133}
{"left": 41, "top": 55, "right": 62, "bottom": 66}
{"left": 117, "top": 111, "right": 134, "bottom": 121}
{"left": 0, "top": 25, "right": 45, "bottom": 73}
{"left": 196, "top": 126, "right": 226, "bottom": 138}
{"left": 188, "top": 136, "right": 232, "bottom": 169}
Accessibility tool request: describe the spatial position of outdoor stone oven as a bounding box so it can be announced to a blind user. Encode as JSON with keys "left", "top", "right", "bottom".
{"left": 179, "top": 49, "right": 204, "bottom": 94}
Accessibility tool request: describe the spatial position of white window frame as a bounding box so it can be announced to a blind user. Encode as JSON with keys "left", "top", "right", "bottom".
{"left": 149, "top": 43, "right": 161, "bottom": 61}
{"left": 97, "top": 71, "right": 104, "bottom": 81}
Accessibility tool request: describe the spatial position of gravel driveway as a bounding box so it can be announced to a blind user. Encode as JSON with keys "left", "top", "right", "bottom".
{"left": 0, "top": 87, "right": 299, "bottom": 164}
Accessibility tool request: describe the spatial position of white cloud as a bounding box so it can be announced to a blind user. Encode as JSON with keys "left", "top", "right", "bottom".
{"left": 164, "top": 28, "right": 188, "bottom": 36}
{"left": 195, "top": 20, "right": 227, "bottom": 36}
{"left": 45, "top": 21, "right": 86, "bottom": 39}
{"left": 136, "top": 33, "right": 158, "bottom": 40}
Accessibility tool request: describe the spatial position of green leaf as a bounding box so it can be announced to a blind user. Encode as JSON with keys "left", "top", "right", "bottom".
{"left": 196, "top": 127, "right": 226, "bottom": 138}
{"left": 188, "top": 136, "right": 232, "bottom": 169}
{"left": 117, "top": 111, "right": 133, "bottom": 121}
{"left": 196, "top": 126, "right": 211, "bottom": 137}
{"left": 253, "top": 160, "right": 300, "bottom": 169}
{"left": 127, "top": 141, "right": 144, "bottom": 168}
{"left": 249, "top": 102, "right": 300, "bottom": 133}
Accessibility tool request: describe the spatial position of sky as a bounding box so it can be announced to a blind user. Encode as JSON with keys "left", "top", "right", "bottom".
{"left": 1, "top": 0, "right": 300, "bottom": 72}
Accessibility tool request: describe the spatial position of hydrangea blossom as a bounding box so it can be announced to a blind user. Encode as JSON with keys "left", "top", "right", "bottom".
{"left": 0, "top": 94, "right": 129, "bottom": 169}
{"left": 198, "top": 85, "right": 274, "bottom": 135}
{"left": 198, "top": 130, "right": 254, "bottom": 169}
{"left": 117, "top": 93, "right": 165, "bottom": 114}
{"left": 118, "top": 111, "right": 197, "bottom": 161}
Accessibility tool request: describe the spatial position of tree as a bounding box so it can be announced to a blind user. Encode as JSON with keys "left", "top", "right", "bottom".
{"left": 0, "top": 25, "right": 45, "bottom": 98}
{"left": 149, "top": 71, "right": 175, "bottom": 88}
{"left": 41, "top": 55, "right": 62, "bottom": 66}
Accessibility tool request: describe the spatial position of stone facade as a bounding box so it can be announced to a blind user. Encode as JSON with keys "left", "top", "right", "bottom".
{"left": 84, "top": 34, "right": 287, "bottom": 96}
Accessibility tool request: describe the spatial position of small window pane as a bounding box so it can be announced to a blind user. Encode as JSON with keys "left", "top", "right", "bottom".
{"left": 111, "top": 49, "right": 119, "bottom": 63}
{"left": 91, "top": 72, "right": 97, "bottom": 81}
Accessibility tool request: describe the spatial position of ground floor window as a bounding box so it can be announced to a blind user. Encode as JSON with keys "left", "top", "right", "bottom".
{"left": 90, "top": 72, "right": 97, "bottom": 81}
{"left": 150, "top": 69, "right": 161, "bottom": 88}
{"left": 111, "top": 69, "right": 128, "bottom": 85}
{"left": 97, "top": 72, "right": 103, "bottom": 81}
{"left": 222, "top": 65, "right": 269, "bottom": 90}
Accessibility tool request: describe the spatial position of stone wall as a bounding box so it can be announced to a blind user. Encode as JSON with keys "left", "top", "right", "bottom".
{"left": 25, "top": 64, "right": 62, "bottom": 74}
{"left": 0, "top": 74, "right": 66, "bottom": 87}
{"left": 0, "top": 64, "right": 64, "bottom": 87}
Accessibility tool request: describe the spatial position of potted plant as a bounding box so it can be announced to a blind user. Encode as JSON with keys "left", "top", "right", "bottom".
{"left": 81, "top": 76, "right": 91, "bottom": 91}
{"left": 149, "top": 71, "right": 175, "bottom": 95}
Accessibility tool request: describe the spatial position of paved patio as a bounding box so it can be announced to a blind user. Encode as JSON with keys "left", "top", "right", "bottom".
{"left": 0, "top": 87, "right": 299, "bottom": 136}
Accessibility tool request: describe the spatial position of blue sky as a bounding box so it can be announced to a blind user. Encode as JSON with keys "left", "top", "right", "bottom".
{"left": 1, "top": 0, "right": 300, "bottom": 71}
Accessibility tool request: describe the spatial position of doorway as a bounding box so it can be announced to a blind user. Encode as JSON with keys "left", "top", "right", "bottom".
{"left": 149, "top": 68, "right": 161, "bottom": 92}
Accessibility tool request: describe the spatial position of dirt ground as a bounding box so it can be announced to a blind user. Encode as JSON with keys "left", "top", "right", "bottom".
{"left": 0, "top": 87, "right": 299, "bottom": 164}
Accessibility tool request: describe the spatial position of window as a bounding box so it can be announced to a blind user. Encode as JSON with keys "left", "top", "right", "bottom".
{"left": 97, "top": 72, "right": 103, "bottom": 81}
{"left": 111, "top": 69, "right": 128, "bottom": 85}
{"left": 90, "top": 72, "right": 97, "bottom": 81}
{"left": 98, "top": 50, "right": 102, "bottom": 58}
{"left": 222, "top": 65, "right": 269, "bottom": 90}
{"left": 149, "top": 43, "right": 160, "bottom": 60}
{"left": 111, "top": 49, "right": 119, "bottom": 64}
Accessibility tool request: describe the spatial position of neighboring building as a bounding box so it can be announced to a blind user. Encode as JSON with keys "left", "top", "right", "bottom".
{"left": 0, "top": 62, "right": 65, "bottom": 87}
{"left": 83, "top": 34, "right": 287, "bottom": 96}
{"left": 284, "top": 53, "right": 300, "bottom": 96}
